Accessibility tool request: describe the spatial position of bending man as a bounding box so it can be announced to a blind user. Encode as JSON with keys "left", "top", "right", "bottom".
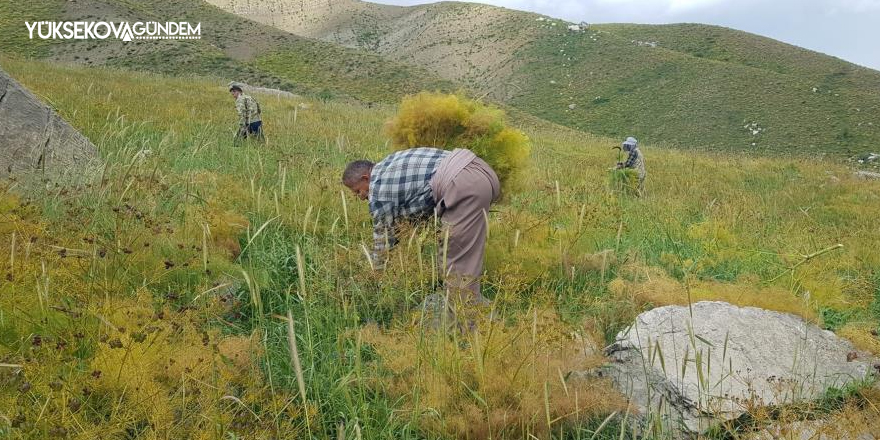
{"left": 342, "top": 147, "right": 501, "bottom": 303}
{"left": 616, "top": 136, "right": 646, "bottom": 195}
{"left": 229, "top": 83, "right": 264, "bottom": 143}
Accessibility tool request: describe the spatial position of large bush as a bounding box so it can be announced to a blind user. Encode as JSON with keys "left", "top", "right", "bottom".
{"left": 384, "top": 92, "right": 530, "bottom": 191}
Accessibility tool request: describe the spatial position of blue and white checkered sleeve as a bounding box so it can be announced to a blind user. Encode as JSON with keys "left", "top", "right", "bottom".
{"left": 624, "top": 149, "right": 639, "bottom": 168}
{"left": 370, "top": 203, "right": 397, "bottom": 268}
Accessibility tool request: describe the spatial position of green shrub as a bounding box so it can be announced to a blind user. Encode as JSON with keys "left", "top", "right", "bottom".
{"left": 384, "top": 92, "right": 530, "bottom": 191}
{"left": 820, "top": 307, "right": 852, "bottom": 331}
{"left": 317, "top": 88, "right": 335, "bottom": 102}
{"left": 609, "top": 168, "right": 639, "bottom": 194}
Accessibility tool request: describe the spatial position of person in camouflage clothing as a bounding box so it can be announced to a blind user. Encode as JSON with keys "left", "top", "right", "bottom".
{"left": 229, "top": 83, "right": 264, "bottom": 143}
{"left": 616, "top": 136, "right": 646, "bottom": 195}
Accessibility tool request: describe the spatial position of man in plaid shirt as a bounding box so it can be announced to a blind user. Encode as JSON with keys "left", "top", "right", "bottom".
{"left": 345, "top": 147, "right": 449, "bottom": 264}
{"left": 343, "top": 147, "right": 501, "bottom": 302}
{"left": 616, "top": 136, "right": 646, "bottom": 195}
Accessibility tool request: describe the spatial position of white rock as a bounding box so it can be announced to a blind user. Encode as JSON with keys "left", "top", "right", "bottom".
{"left": 601, "top": 302, "right": 876, "bottom": 435}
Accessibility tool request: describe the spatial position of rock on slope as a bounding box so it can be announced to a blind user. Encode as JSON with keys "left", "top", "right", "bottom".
{"left": 603, "top": 301, "right": 877, "bottom": 434}
{"left": 0, "top": 66, "right": 99, "bottom": 183}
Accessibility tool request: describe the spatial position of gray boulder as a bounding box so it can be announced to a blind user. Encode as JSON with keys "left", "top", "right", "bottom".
{"left": 228, "top": 81, "right": 299, "bottom": 99}
{"left": 602, "top": 301, "right": 876, "bottom": 435}
{"left": 0, "top": 66, "right": 99, "bottom": 184}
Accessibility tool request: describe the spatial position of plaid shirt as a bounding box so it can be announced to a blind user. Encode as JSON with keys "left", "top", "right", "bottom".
{"left": 622, "top": 147, "right": 646, "bottom": 178}
{"left": 623, "top": 147, "right": 640, "bottom": 168}
{"left": 368, "top": 147, "right": 449, "bottom": 265}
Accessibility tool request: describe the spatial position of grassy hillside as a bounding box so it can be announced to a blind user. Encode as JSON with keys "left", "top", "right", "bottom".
{"left": 1, "top": 57, "right": 879, "bottom": 439}
{"left": 509, "top": 24, "right": 880, "bottom": 156}
{"left": 600, "top": 23, "right": 880, "bottom": 88}
{"left": 0, "top": 0, "right": 454, "bottom": 103}
{"left": 208, "top": 0, "right": 880, "bottom": 156}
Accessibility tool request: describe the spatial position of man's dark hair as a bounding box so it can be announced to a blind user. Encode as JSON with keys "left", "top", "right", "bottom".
{"left": 342, "top": 160, "right": 374, "bottom": 184}
{"left": 229, "top": 85, "right": 243, "bottom": 92}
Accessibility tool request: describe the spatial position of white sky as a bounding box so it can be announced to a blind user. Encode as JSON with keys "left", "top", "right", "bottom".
{"left": 374, "top": 0, "right": 880, "bottom": 71}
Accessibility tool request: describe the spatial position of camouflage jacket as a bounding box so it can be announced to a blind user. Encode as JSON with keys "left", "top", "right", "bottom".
{"left": 235, "top": 94, "right": 262, "bottom": 126}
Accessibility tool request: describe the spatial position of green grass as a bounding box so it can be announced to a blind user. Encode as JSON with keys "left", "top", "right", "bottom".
{"left": 1, "top": 57, "right": 879, "bottom": 439}
{"left": 251, "top": 47, "right": 454, "bottom": 103}
{"left": 0, "top": 0, "right": 65, "bottom": 58}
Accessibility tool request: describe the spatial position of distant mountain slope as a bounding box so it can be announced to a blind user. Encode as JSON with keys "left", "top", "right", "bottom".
{"left": 208, "top": 0, "right": 880, "bottom": 155}
{"left": 507, "top": 24, "right": 880, "bottom": 154}
{"left": 600, "top": 23, "right": 880, "bottom": 88}
{"left": 0, "top": 0, "right": 454, "bottom": 103}
{"left": 205, "top": 0, "right": 540, "bottom": 91}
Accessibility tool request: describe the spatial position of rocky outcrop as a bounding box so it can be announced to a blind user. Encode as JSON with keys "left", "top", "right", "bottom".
{"left": 602, "top": 302, "right": 877, "bottom": 435}
{"left": 229, "top": 81, "right": 300, "bottom": 100}
{"left": 0, "top": 66, "right": 99, "bottom": 184}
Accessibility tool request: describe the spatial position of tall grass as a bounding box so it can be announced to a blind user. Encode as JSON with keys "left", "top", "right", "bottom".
{"left": 0, "top": 57, "right": 878, "bottom": 439}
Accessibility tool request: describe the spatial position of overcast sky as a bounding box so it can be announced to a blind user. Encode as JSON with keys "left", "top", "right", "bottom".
{"left": 374, "top": 0, "right": 880, "bottom": 71}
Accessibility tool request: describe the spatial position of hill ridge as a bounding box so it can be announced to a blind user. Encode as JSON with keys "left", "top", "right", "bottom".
{"left": 599, "top": 23, "right": 880, "bottom": 83}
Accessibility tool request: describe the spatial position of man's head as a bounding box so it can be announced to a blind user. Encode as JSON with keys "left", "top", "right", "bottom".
{"left": 229, "top": 85, "right": 242, "bottom": 99}
{"left": 342, "top": 160, "right": 374, "bottom": 200}
{"left": 622, "top": 136, "right": 638, "bottom": 152}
